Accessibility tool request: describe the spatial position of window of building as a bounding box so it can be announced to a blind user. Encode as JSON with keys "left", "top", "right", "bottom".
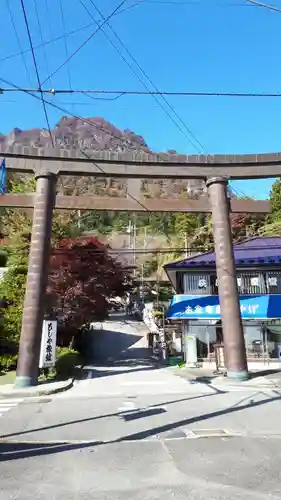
{"left": 210, "top": 274, "right": 218, "bottom": 295}
{"left": 238, "top": 272, "right": 266, "bottom": 295}
{"left": 183, "top": 274, "right": 211, "bottom": 295}
{"left": 266, "top": 271, "right": 281, "bottom": 294}
{"left": 182, "top": 269, "right": 281, "bottom": 296}
{"left": 244, "top": 323, "right": 264, "bottom": 359}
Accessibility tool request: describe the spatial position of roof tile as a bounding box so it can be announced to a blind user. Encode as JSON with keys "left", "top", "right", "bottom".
{"left": 165, "top": 237, "right": 281, "bottom": 269}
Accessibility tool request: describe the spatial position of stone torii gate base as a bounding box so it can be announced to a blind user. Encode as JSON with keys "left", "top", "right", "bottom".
{"left": 1, "top": 146, "right": 276, "bottom": 387}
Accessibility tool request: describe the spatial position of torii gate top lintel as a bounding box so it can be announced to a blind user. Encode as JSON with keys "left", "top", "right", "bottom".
{"left": 1, "top": 145, "right": 281, "bottom": 179}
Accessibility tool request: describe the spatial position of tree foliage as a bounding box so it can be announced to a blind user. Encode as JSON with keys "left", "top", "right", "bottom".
{"left": 0, "top": 233, "right": 29, "bottom": 346}
{"left": 230, "top": 213, "right": 266, "bottom": 241}
{"left": 47, "top": 236, "right": 132, "bottom": 345}
{"left": 268, "top": 178, "right": 281, "bottom": 224}
{"left": 0, "top": 172, "right": 274, "bottom": 355}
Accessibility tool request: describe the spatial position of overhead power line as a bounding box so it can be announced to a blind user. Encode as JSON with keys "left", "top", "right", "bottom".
{"left": 0, "top": 22, "right": 96, "bottom": 63}
{"left": 132, "top": 1, "right": 256, "bottom": 4}
{"left": 246, "top": 0, "right": 281, "bottom": 13}
{"left": 0, "top": 80, "right": 148, "bottom": 146}
{"left": 0, "top": 77, "right": 255, "bottom": 253}
{"left": 0, "top": 1, "right": 143, "bottom": 65}
{"left": 33, "top": 0, "right": 52, "bottom": 86}
{"left": 83, "top": 0, "right": 249, "bottom": 195}
{"left": 40, "top": 0, "right": 128, "bottom": 87}
{"left": 59, "top": 0, "right": 73, "bottom": 101}
{"left": 79, "top": 0, "right": 205, "bottom": 153}
{"left": 0, "top": 75, "right": 155, "bottom": 216}
{"left": 5, "top": 0, "right": 32, "bottom": 85}
{"left": 19, "top": 0, "right": 54, "bottom": 147}
{"left": 6, "top": 0, "right": 32, "bottom": 85}
{"left": 1, "top": 88, "right": 281, "bottom": 98}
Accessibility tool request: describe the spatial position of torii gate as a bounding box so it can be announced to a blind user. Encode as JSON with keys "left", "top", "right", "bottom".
{"left": 0, "top": 144, "right": 279, "bottom": 387}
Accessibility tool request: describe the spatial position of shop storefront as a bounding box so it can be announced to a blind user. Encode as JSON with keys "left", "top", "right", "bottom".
{"left": 164, "top": 237, "right": 281, "bottom": 367}
{"left": 183, "top": 319, "right": 281, "bottom": 364}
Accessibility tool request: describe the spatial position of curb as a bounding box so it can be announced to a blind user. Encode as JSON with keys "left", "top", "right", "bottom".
{"left": 0, "top": 378, "right": 74, "bottom": 399}
{"left": 211, "top": 382, "right": 280, "bottom": 391}
{"left": 171, "top": 368, "right": 281, "bottom": 391}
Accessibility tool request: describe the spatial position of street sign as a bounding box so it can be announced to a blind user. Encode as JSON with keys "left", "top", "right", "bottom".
{"left": 39, "top": 320, "right": 57, "bottom": 368}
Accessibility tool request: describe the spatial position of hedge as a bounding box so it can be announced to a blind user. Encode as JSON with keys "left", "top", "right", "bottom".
{"left": 0, "top": 347, "right": 82, "bottom": 380}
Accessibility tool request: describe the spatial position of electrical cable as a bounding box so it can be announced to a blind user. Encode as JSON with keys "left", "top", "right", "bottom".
{"left": 1, "top": 88, "right": 281, "bottom": 98}
{"left": 0, "top": 22, "right": 96, "bottom": 64}
{"left": 5, "top": 0, "right": 32, "bottom": 85}
{"left": 246, "top": 0, "right": 281, "bottom": 13}
{"left": 78, "top": 1, "right": 197, "bottom": 153}
{"left": 59, "top": 0, "right": 76, "bottom": 118}
{"left": 33, "top": 0, "right": 52, "bottom": 86}
{"left": 130, "top": 1, "right": 255, "bottom": 5}
{"left": 83, "top": 0, "right": 205, "bottom": 153}
{"left": 0, "top": 77, "right": 259, "bottom": 224}
{"left": 59, "top": 0, "right": 73, "bottom": 97}
{"left": 80, "top": 92, "right": 125, "bottom": 101}
{"left": 0, "top": 76, "right": 155, "bottom": 214}
{"left": 19, "top": 0, "right": 54, "bottom": 147}
{"left": 40, "top": 0, "right": 128, "bottom": 87}
{"left": 0, "top": 1, "right": 143, "bottom": 65}
{"left": 1, "top": 76, "right": 270, "bottom": 281}
{"left": 50, "top": 247, "right": 205, "bottom": 254}
{"left": 0, "top": 74, "right": 255, "bottom": 204}
{"left": 49, "top": 244, "right": 276, "bottom": 256}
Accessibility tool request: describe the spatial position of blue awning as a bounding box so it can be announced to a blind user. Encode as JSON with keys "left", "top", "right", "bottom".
{"left": 167, "top": 294, "right": 281, "bottom": 320}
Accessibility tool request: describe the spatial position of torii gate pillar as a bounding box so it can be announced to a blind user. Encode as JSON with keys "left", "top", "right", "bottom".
{"left": 206, "top": 177, "right": 249, "bottom": 380}
{"left": 14, "top": 171, "right": 57, "bottom": 388}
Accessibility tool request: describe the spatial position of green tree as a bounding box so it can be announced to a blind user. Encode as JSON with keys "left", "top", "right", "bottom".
{"left": 0, "top": 232, "right": 29, "bottom": 344}
{"left": 268, "top": 178, "right": 281, "bottom": 222}
{"left": 174, "top": 213, "right": 200, "bottom": 236}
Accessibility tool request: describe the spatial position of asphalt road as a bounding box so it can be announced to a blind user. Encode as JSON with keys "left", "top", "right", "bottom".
{"left": 1, "top": 316, "right": 281, "bottom": 499}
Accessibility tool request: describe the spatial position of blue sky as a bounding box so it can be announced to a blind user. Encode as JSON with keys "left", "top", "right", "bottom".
{"left": 0, "top": 0, "right": 280, "bottom": 198}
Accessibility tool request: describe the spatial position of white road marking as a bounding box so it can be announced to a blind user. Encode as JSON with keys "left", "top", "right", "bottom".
{"left": 0, "top": 398, "right": 23, "bottom": 418}
{"left": 0, "top": 403, "right": 19, "bottom": 407}
{"left": 118, "top": 401, "right": 137, "bottom": 412}
{"left": 122, "top": 381, "right": 167, "bottom": 386}
{"left": 149, "top": 405, "right": 167, "bottom": 412}
{"left": 0, "top": 398, "right": 23, "bottom": 403}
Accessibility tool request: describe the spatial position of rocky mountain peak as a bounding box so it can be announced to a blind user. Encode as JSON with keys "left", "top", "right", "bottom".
{"left": 2, "top": 116, "right": 205, "bottom": 198}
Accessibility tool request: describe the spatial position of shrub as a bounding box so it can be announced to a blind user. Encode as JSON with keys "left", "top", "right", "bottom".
{"left": 0, "top": 354, "right": 18, "bottom": 372}
{"left": 55, "top": 347, "right": 82, "bottom": 381}
{"left": 153, "top": 311, "right": 164, "bottom": 318}
{"left": 0, "top": 251, "right": 7, "bottom": 267}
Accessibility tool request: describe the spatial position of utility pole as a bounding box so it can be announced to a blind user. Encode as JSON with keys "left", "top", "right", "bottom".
{"left": 77, "top": 209, "right": 81, "bottom": 229}
{"left": 126, "top": 220, "right": 132, "bottom": 264}
{"left": 133, "top": 220, "right": 137, "bottom": 268}
{"left": 143, "top": 226, "right": 147, "bottom": 251}
{"left": 126, "top": 219, "right": 137, "bottom": 274}
{"left": 184, "top": 232, "right": 188, "bottom": 258}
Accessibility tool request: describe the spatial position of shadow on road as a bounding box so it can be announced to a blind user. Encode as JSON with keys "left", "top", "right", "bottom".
{"left": 0, "top": 393, "right": 220, "bottom": 440}
{"left": 116, "top": 391, "right": 281, "bottom": 442}
{"left": 80, "top": 364, "right": 157, "bottom": 380}
{"left": 1, "top": 392, "right": 280, "bottom": 462}
{"left": 0, "top": 440, "right": 102, "bottom": 462}
{"left": 87, "top": 327, "right": 148, "bottom": 364}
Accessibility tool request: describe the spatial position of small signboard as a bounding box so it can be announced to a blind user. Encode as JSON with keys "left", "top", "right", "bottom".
{"left": 39, "top": 320, "right": 57, "bottom": 368}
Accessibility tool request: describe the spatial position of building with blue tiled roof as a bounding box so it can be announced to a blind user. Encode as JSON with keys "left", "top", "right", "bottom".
{"left": 164, "top": 237, "right": 281, "bottom": 367}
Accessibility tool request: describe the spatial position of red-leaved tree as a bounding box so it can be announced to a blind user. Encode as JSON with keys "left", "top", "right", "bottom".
{"left": 231, "top": 213, "right": 266, "bottom": 242}
{"left": 47, "top": 236, "right": 131, "bottom": 346}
